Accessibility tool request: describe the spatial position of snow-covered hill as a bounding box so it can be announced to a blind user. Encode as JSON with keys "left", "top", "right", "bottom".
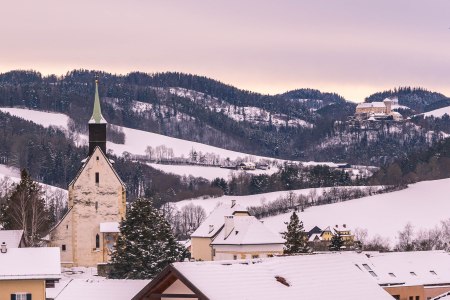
{"left": 261, "top": 179, "right": 450, "bottom": 246}
{"left": 421, "top": 106, "right": 450, "bottom": 118}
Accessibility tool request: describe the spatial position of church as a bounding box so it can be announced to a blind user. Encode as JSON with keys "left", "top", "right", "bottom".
{"left": 49, "top": 80, "right": 126, "bottom": 267}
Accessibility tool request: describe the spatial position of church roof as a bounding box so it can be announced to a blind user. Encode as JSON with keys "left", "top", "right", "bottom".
{"left": 89, "top": 80, "right": 107, "bottom": 124}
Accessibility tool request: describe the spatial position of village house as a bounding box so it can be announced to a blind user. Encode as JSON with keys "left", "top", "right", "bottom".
{"left": 190, "top": 201, "right": 284, "bottom": 261}
{"left": 0, "top": 245, "right": 60, "bottom": 300}
{"left": 307, "top": 224, "right": 355, "bottom": 251}
{"left": 348, "top": 250, "right": 450, "bottom": 300}
{"left": 355, "top": 97, "right": 403, "bottom": 121}
{"left": 190, "top": 200, "right": 250, "bottom": 261}
{"left": 48, "top": 80, "right": 126, "bottom": 267}
{"left": 0, "top": 229, "right": 26, "bottom": 248}
{"left": 210, "top": 215, "right": 285, "bottom": 260}
{"left": 133, "top": 254, "right": 394, "bottom": 300}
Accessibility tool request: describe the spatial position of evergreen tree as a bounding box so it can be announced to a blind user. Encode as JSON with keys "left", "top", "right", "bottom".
{"left": 329, "top": 232, "right": 344, "bottom": 251}
{"left": 109, "top": 197, "right": 185, "bottom": 279}
{"left": 0, "top": 169, "right": 50, "bottom": 246}
{"left": 282, "top": 211, "right": 309, "bottom": 254}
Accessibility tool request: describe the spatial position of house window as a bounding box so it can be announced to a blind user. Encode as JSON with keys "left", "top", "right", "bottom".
{"left": 12, "top": 293, "right": 31, "bottom": 300}
{"left": 95, "top": 234, "right": 100, "bottom": 249}
{"left": 233, "top": 255, "right": 237, "bottom": 260}
{"left": 66, "top": 225, "right": 68, "bottom": 230}
{"left": 95, "top": 172, "right": 99, "bottom": 184}
{"left": 252, "top": 255, "right": 259, "bottom": 259}
{"left": 409, "top": 297, "right": 413, "bottom": 300}
{"left": 62, "top": 245, "right": 66, "bottom": 251}
{"left": 96, "top": 156, "right": 99, "bottom": 161}
{"left": 416, "top": 297, "right": 420, "bottom": 300}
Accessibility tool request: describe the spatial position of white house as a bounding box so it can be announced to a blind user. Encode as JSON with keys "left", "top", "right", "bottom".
{"left": 210, "top": 215, "right": 285, "bottom": 260}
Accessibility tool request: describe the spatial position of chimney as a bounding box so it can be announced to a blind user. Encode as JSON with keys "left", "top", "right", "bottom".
{"left": 231, "top": 200, "right": 236, "bottom": 208}
{"left": 224, "top": 215, "right": 234, "bottom": 238}
{"left": 335, "top": 224, "right": 338, "bottom": 228}
{"left": 208, "top": 225, "right": 214, "bottom": 233}
{"left": 343, "top": 224, "right": 347, "bottom": 228}
{"left": 0, "top": 242, "right": 7, "bottom": 254}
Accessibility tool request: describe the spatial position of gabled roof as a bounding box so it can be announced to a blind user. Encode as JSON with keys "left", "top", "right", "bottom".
{"left": 0, "top": 230, "right": 24, "bottom": 248}
{"left": 68, "top": 146, "right": 125, "bottom": 188}
{"left": 140, "top": 254, "right": 393, "bottom": 300}
{"left": 48, "top": 207, "right": 73, "bottom": 234}
{"left": 55, "top": 278, "right": 149, "bottom": 300}
{"left": 0, "top": 247, "right": 61, "bottom": 280}
{"left": 211, "top": 216, "right": 285, "bottom": 245}
{"left": 191, "top": 202, "right": 249, "bottom": 238}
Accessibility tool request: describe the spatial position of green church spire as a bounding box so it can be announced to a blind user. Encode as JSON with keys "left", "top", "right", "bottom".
{"left": 90, "top": 79, "right": 106, "bottom": 124}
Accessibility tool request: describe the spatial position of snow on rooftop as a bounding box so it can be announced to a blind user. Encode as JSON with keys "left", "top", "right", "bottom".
{"left": 356, "top": 102, "right": 386, "bottom": 108}
{"left": 263, "top": 178, "right": 450, "bottom": 247}
{"left": 53, "top": 278, "right": 150, "bottom": 300}
{"left": 191, "top": 202, "right": 248, "bottom": 238}
{"left": 211, "top": 216, "right": 285, "bottom": 245}
{"left": 0, "top": 247, "right": 61, "bottom": 280}
{"left": 0, "top": 230, "right": 23, "bottom": 248}
{"left": 100, "top": 222, "right": 120, "bottom": 233}
{"left": 172, "top": 254, "right": 393, "bottom": 300}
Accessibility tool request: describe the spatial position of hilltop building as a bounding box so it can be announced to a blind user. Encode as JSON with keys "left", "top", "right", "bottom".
{"left": 355, "top": 97, "right": 403, "bottom": 121}
{"left": 49, "top": 81, "right": 126, "bottom": 267}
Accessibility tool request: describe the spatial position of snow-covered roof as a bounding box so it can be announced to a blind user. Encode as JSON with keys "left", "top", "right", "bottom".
{"left": 211, "top": 216, "right": 285, "bottom": 245}
{"left": 170, "top": 254, "right": 393, "bottom": 300}
{"left": 432, "top": 291, "right": 450, "bottom": 300}
{"left": 54, "top": 278, "right": 150, "bottom": 300}
{"left": 346, "top": 251, "right": 450, "bottom": 287}
{"left": 0, "top": 230, "right": 24, "bottom": 248}
{"left": 191, "top": 202, "right": 249, "bottom": 238}
{"left": 356, "top": 102, "right": 386, "bottom": 109}
{"left": 100, "top": 222, "right": 120, "bottom": 233}
{"left": 0, "top": 247, "right": 61, "bottom": 280}
{"left": 308, "top": 233, "right": 322, "bottom": 242}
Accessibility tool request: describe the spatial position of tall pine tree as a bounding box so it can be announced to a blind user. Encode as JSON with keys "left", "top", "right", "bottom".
{"left": 109, "top": 197, "right": 185, "bottom": 279}
{"left": 282, "top": 211, "right": 309, "bottom": 254}
{"left": 0, "top": 169, "right": 50, "bottom": 246}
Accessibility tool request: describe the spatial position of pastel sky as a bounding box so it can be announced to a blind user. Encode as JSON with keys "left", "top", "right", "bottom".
{"left": 1, "top": 0, "right": 450, "bottom": 101}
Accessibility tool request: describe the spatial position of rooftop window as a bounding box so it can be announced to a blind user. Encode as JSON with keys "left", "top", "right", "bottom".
{"left": 362, "top": 264, "right": 373, "bottom": 271}
{"left": 410, "top": 272, "right": 417, "bottom": 276}
{"left": 369, "top": 271, "right": 378, "bottom": 277}
{"left": 430, "top": 270, "right": 437, "bottom": 275}
{"left": 388, "top": 272, "right": 396, "bottom": 277}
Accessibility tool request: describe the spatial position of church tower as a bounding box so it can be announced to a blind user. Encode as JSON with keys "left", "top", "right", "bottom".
{"left": 49, "top": 80, "right": 126, "bottom": 267}
{"left": 89, "top": 80, "right": 107, "bottom": 155}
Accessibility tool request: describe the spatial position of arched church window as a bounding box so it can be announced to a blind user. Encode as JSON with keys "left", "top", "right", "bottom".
{"left": 95, "top": 234, "right": 100, "bottom": 249}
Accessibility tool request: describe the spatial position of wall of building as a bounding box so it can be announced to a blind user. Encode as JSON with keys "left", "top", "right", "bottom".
{"left": 213, "top": 244, "right": 284, "bottom": 261}
{"left": 0, "top": 280, "right": 46, "bottom": 300}
{"left": 162, "top": 279, "right": 198, "bottom": 300}
{"left": 50, "top": 210, "right": 74, "bottom": 267}
{"left": 424, "top": 286, "right": 450, "bottom": 299}
{"left": 384, "top": 285, "right": 425, "bottom": 300}
{"left": 191, "top": 237, "right": 213, "bottom": 261}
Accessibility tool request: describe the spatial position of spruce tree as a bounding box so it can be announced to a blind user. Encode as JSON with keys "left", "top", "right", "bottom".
{"left": 1, "top": 169, "right": 50, "bottom": 246}
{"left": 282, "top": 211, "right": 309, "bottom": 254}
{"left": 329, "top": 232, "right": 344, "bottom": 251}
{"left": 109, "top": 197, "right": 185, "bottom": 279}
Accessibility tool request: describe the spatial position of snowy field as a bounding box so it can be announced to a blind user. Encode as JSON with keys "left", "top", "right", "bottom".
{"left": 172, "top": 186, "right": 369, "bottom": 214}
{"left": 261, "top": 179, "right": 450, "bottom": 246}
{"left": 147, "top": 163, "right": 278, "bottom": 181}
{"left": 422, "top": 106, "right": 450, "bottom": 118}
{"left": 0, "top": 107, "right": 286, "bottom": 161}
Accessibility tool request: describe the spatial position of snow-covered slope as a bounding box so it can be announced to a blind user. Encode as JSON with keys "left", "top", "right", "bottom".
{"left": 147, "top": 163, "right": 277, "bottom": 181}
{"left": 262, "top": 179, "right": 450, "bottom": 246}
{"left": 0, "top": 107, "right": 70, "bottom": 129}
{"left": 0, "top": 107, "right": 283, "bottom": 161}
{"left": 422, "top": 106, "right": 450, "bottom": 118}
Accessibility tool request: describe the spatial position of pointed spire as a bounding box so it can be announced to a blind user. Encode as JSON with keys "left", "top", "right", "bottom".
{"left": 89, "top": 79, "right": 106, "bottom": 124}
